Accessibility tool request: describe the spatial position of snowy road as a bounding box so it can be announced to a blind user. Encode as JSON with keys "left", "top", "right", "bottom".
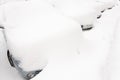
{"left": 0, "top": 1, "right": 120, "bottom": 80}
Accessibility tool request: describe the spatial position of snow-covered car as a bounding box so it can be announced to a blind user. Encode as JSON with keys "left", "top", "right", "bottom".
{"left": 46, "top": 0, "right": 116, "bottom": 30}
{"left": 1, "top": 0, "right": 116, "bottom": 31}
{"left": 94, "top": 0, "right": 116, "bottom": 12}
{"left": 0, "top": 0, "right": 83, "bottom": 79}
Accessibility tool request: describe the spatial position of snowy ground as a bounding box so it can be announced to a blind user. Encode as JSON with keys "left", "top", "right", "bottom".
{"left": 31, "top": 4, "right": 120, "bottom": 80}
{"left": 0, "top": 1, "right": 120, "bottom": 80}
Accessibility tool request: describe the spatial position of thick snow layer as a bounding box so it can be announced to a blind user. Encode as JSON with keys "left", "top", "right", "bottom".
{"left": 31, "top": 3, "right": 120, "bottom": 80}
{"left": 0, "top": 0, "right": 120, "bottom": 80}
{"left": 0, "top": 0, "right": 83, "bottom": 72}
{"left": 105, "top": 20, "right": 120, "bottom": 80}
{"left": 0, "top": 29, "right": 24, "bottom": 80}
{"left": 0, "top": 0, "right": 25, "bottom": 5}
{"left": 47, "top": 0, "right": 100, "bottom": 25}
{"left": 103, "top": 6, "right": 120, "bottom": 80}
{"left": 46, "top": 0, "right": 116, "bottom": 25}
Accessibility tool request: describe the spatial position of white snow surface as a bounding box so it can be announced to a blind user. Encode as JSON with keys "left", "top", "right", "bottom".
{"left": 32, "top": 2, "right": 120, "bottom": 80}
{"left": 0, "top": 29, "right": 24, "bottom": 80}
{"left": 48, "top": 0, "right": 100, "bottom": 25}
{"left": 103, "top": 6, "right": 120, "bottom": 80}
{"left": 0, "top": 0, "right": 120, "bottom": 80}
{"left": 0, "top": 0, "right": 83, "bottom": 71}
{"left": 45, "top": 0, "right": 117, "bottom": 25}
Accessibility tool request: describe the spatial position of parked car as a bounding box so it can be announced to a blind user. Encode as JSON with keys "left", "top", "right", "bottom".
{"left": 47, "top": 0, "right": 116, "bottom": 30}
{"left": 0, "top": 0, "right": 83, "bottom": 79}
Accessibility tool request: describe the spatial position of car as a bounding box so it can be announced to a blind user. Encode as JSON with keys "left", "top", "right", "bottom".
{"left": 46, "top": 0, "right": 116, "bottom": 30}
{"left": 0, "top": 0, "right": 83, "bottom": 79}
{"left": 1, "top": 0, "right": 116, "bottom": 31}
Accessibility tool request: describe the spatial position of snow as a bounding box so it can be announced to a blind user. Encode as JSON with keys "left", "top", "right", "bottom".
{"left": 46, "top": 0, "right": 116, "bottom": 25}
{"left": 0, "top": 0, "right": 120, "bottom": 80}
{"left": 0, "top": 0, "right": 83, "bottom": 72}
{"left": 0, "top": 0, "right": 25, "bottom": 5}
{"left": 31, "top": 2, "right": 120, "bottom": 80}
{"left": 0, "top": 29, "right": 24, "bottom": 80}
{"left": 47, "top": 0, "right": 100, "bottom": 25}
{"left": 103, "top": 6, "right": 120, "bottom": 80}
